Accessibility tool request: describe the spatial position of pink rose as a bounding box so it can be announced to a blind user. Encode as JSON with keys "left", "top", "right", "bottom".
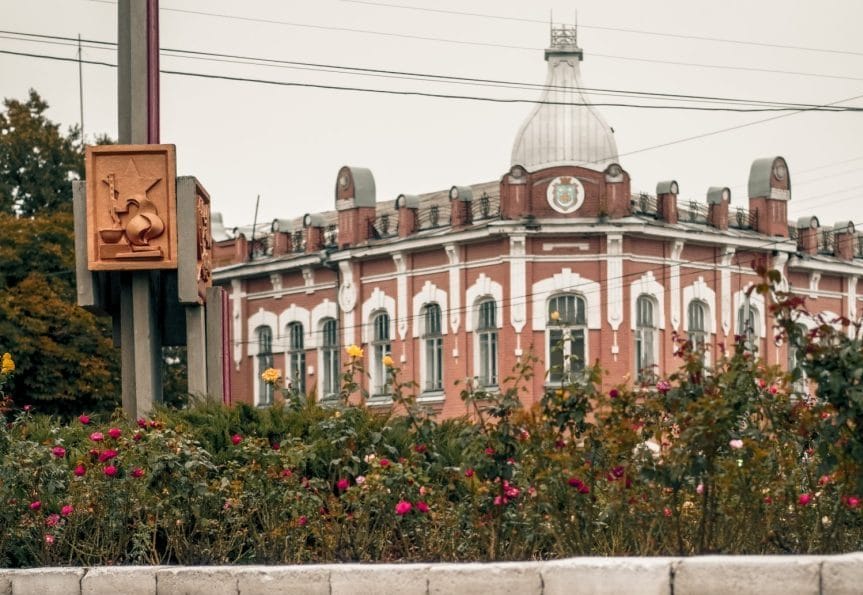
{"left": 846, "top": 496, "right": 860, "bottom": 509}
{"left": 45, "top": 514, "right": 60, "bottom": 527}
{"left": 103, "top": 465, "right": 118, "bottom": 477}
{"left": 297, "top": 515, "right": 308, "bottom": 526}
{"left": 73, "top": 465, "right": 86, "bottom": 477}
{"left": 131, "top": 467, "right": 144, "bottom": 478}
{"left": 416, "top": 501, "right": 430, "bottom": 514}
{"left": 464, "top": 468, "right": 474, "bottom": 478}
{"left": 231, "top": 434, "right": 242, "bottom": 445}
{"left": 98, "top": 449, "right": 118, "bottom": 462}
{"left": 133, "top": 432, "right": 143, "bottom": 442}
{"left": 798, "top": 493, "right": 812, "bottom": 506}
{"left": 729, "top": 439, "right": 744, "bottom": 449}
{"left": 60, "top": 505, "right": 74, "bottom": 517}
{"left": 44, "top": 534, "right": 55, "bottom": 545}
{"left": 51, "top": 446, "right": 66, "bottom": 458}
{"left": 609, "top": 388, "right": 620, "bottom": 399}
{"left": 108, "top": 428, "right": 121, "bottom": 439}
{"left": 29, "top": 501, "right": 41, "bottom": 511}
{"left": 136, "top": 418, "right": 148, "bottom": 428}
{"left": 336, "top": 478, "right": 349, "bottom": 491}
{"left": 78, "top": 414, "right": 91, "bottom": 425}
{"left": 395, "top": 500, "right": 412, "bottom": 516}
{"left": 379, "top": 457, "right": 390, "bottom": 468}
{"left": 89, "top": 432, "right": 104, "bottom": 442}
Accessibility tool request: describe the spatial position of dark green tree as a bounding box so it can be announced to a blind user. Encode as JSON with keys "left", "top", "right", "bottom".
{"left": 0, "top": 90, "right": 83, "bottom": 216}
{"left": 0, "top": 91, "right": 120, "bottom": 415}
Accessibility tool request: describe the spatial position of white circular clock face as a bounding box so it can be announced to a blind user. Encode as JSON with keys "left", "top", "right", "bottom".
{"left": 546, "top": 176, "right": 585, "bottom": 214}
{"left": 339, "top": 175, "right": 349, "bottom": 188}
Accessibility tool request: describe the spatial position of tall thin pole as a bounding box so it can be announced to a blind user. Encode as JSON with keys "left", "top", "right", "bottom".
{"left": 77, "top": 34, "right": 84, "bottom": 143}
{"left": 250, "top": 194, "right": 261, "bottom": 260}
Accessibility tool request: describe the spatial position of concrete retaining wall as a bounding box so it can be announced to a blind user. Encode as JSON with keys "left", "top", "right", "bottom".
{"left": 1, "top": 554, "right": 861, "bottom": 594}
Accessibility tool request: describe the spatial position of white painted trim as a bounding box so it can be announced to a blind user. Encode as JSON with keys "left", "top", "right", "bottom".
{"left": 630, "top": 271, "right": 666, "bottom": 331}
{"left": 247, "top": 308, "right": 279, "bottom": 357}
{"left": 509, "top": 235, "right": 528, "bottom": 333}
{"left": 411, "top": 281, "right": 449, "bottom": 338}
{"left": 310, "top": 300, "right": 338, "bottom": 349}
{"left": 278, "top": 304, "right": 311, "bottom": 353}
{"left": 465, "top": 274, "right": 504, "bottom": 332}
{"left": 361, "top": 288, "right": 397, "bottom": 343}
{"left": 532, "top": 268, "right": 602, "bottom": 331}
{"left": 733, "top": 288, "right": 766, "bottom": 339}
{"left": 683, "top": 277, "right": 717, "bottom": 334}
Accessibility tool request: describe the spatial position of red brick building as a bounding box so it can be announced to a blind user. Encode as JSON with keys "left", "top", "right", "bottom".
{"left": 212, "top": 26, "right": 863, "bottom": 416}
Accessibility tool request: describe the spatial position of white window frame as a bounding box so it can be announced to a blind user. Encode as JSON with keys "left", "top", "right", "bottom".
{"left": 635, "top": 294, "right": 659, "bottom": 381}
{"left": 421, "top": 303, "right": 444, "bottom": 393}
{"left": 546, "top": 293, "right": 589, "bottom": 384}
{"left": 370, "top": 310, "right": 391, "bottom": 397}
{"left": 319, "top": 317, "right": 340, "bottom": 401}
{"left": 286, "top": 321, "right": 306, "bottom": 394}
{"left": 474, "top": 298, "right": 499, "bottom": 388}
{"left": 247, "top": 308, "right": 278, "bottom": 406}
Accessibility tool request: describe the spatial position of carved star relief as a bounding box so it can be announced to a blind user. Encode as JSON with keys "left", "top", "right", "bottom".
{"left": 109, "top": 159, "right": 161, "bottom": 202}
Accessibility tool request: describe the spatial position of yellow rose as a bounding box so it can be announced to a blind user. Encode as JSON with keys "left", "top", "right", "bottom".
{"left": 346, "top": 344, "right": 364, "bottom": 359}
{"left": 382, "top": 354, "right": 394, "bottom": 367}
{"left": 261, "top": 368, "right": 281, "bottom": 384}
{"left": 550, "top": 311, "right": 560, "bottom": 322}
{"left": 1, "top": 352, "right": 14, "bottom": 375}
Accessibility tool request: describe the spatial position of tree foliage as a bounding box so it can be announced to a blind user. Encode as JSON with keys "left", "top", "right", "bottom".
{"left": 0, "top": 90, "right": 83, "bottom": 217}
{"left": 0, "top": 91, "right": 120, "bottom": 415}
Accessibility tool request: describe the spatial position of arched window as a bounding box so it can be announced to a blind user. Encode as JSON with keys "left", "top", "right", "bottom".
{"left": 476, "top": 299, "right": 498, "bottom": 387}
{"left": 737, "top": 297, "right": 758, "bottom": 352}
{"left": 287, "top": 322, "right": 305, "bottom": 394}
{"left": 547, "top": 294, "right": 587, "bottom": 383}
{"left": 255, "top": 325, "right": 274, "bottom": 406}
{"left": 635, "top": 295, "right": 657, "bottom": 380}
{"left": 371, "top": 311, "right": 391, "bottom": 396}
{"left": 320, "top": 318, "right": 339, "bottom": 400}
{"left": 687, "top": 300, "right": 708, "bottom": 355}
{"left": 422, "top": 303, "right": 443, "bottom": 392}
{"left": 787, "top": 323, "right": 808, "bottom": 397}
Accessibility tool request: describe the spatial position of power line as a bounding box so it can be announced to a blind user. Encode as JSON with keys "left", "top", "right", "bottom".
{"left": 338, "top": 0, "right": 863, "bottom": 59}
{"left": 6, "top": 47, "right": 862, "bottom": 113}
{"left": 5, "top": 29, "right": 853, "bottom": 111}
{"left": 81, "top": 2, "right": 863, "bottom": 83}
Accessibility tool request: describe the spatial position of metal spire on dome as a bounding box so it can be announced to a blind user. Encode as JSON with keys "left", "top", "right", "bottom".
{"left": 510, "top": 22, "right": 619, "bottom": 172}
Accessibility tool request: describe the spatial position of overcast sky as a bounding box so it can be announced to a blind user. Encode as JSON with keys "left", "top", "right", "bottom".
{"left": 2, "top": 0, "right": 862, "bottom": 232}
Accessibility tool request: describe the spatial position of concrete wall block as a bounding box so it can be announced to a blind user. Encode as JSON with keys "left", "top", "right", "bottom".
{"left": 82, "top": 566, "right": 157, "bottom": 595}
{"left": 0, "top": 572, "right": 11, "bottom": 595}
{"left": 542, "top": 557, "right": 675, "bottom": 595}
{"left": 428, "top": 562, "right": 542, "bottom": 595}
{"left": 673, "top": 556, "right": 822, "bottom": 595}
{"left": 235, "top": 565, "right": 330, "bottom": 595}
{"left": 9, "top": 568, "right": 85, "bottom": 595}
{"left": 821, "top": 552, "right": 863, "bottom": 595}
{"left": 330, "top": 563, "right": 429, "bottom": 595}
{"left": 155, "top": 567, "right": 238, "bottom": 595}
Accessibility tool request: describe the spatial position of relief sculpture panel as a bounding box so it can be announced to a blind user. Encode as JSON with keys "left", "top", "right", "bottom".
{"left": 86, "top": 144, "right": 178, "bottom": 270}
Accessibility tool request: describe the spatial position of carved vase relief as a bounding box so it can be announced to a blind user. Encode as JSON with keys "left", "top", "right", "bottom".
{"left": 86, "top": 144, "right": 178, "bottom": 270}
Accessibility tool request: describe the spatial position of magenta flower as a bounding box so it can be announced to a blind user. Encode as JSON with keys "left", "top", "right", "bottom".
{"left": 729, "top": 439, "right": 744, "bottom": 449}
{"left": 417, "top": 501, "right": 430, "bottom": 514}
{"left": 60, "top": 505, "right": 74, "bottom": 517}
{"left": 51, "top": 446, "right": 66, "bottom": 458}
{"left": 231, "top": 434, "right": 243, "bottom": 445}
{"left": 136, "top": 418, "right": 148, "bottom": 428}
{"left": 297, "top": 515, "right": 308, "bottom": 527}
{"left": 395, "top": 500, "right": 412, "bottom": 516}
{"left": 89, "top": 432, "right": 104, "bottom": 442}
{"left": 336, "top": 478, "right": 349, "bottom": 491}
{"left": 656, "top": 380, "right": 671, "bottom": 394}
{"left": 846, "top": 496, "right": 860, "bottom": 509}
{"left": 103, "top": 465, "right": 118, "bottom": 477}
{"left": 133, "top": 432, "right": 143, "bottom": 442}
{"left": 29, "top": 501, "right": 41, "bottom": 511}
{"left": 798, "top": 493, "right": 812, "bottom": 506}
{"left": 464, "top": 468, "right": 474, "bottom": 478}
{"left": 44, "top": 534, "right": 55, "bottom": 545}
{"left": 45, "top": 514, "right": 60, "bottom": 527}
{"left": 73, "top": 464, "right": 86, "bottom": 477}
{"left": 609, "top": 388, "right": 620, "bottom": 399}
{"left": 484, "top": 447, "right": 495, "bottom": 456}
{"left": 379, "top": 457, "right": 390, "bottom": 468}
{"left": 130, "top": 467, "right": 144, "bottom": 478}
{"left": 108, "top": 428, "right": 122, "bottom": 440}
{"left": 97, "top": 449, "right": 118, "bottom": 462}
{"left": 568, "top": 476, "right": 584, "bottom": 489}
{"left": 78, "top": 414, "right": 91, "bottom": 425}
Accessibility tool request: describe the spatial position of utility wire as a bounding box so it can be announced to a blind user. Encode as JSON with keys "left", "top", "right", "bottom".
{"left": 5, "top": 47, "right": 862, "bottom": 113}
{"left": 339, "top": 0, "right": 863, "bottom": 58}
{"left": 81, "top": 1, "right": 863, "bottom": 83}
{"left": 3, "top": 29, "right": 850, "bottom": 111}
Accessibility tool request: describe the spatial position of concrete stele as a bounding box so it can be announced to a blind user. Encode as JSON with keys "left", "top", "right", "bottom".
{"left": 673, "top": 555, "right": 821, "bottom": 595}
{"left": 541, "top": 557, "right": 674, "bottom": 595}
{"left": 7, "top": 568, "right": 85, "bottom": 595}
{"left": 155, "top": 567, "right": 239, "bottom": 595}
{"left": 820, "top": 552, "right": 863, "bottom": 595}
{"left": 234, "top": 566, "right": 329, "bottom": 595}
{"left": 81, "top": 566, "right": 157, "bottom": 595}
{"left": 330, "top": 563, "right": 430, "bottom": 595}
{"left": 428, "top": 561, "right": 542, "bottom": 595}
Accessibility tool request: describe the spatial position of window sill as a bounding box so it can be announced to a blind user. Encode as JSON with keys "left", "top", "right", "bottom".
{"left": 418, "top": 391, "right": 445, "bottom": 404}
{"left": 367, "top": 395, "right": 393, "bottom": 407}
